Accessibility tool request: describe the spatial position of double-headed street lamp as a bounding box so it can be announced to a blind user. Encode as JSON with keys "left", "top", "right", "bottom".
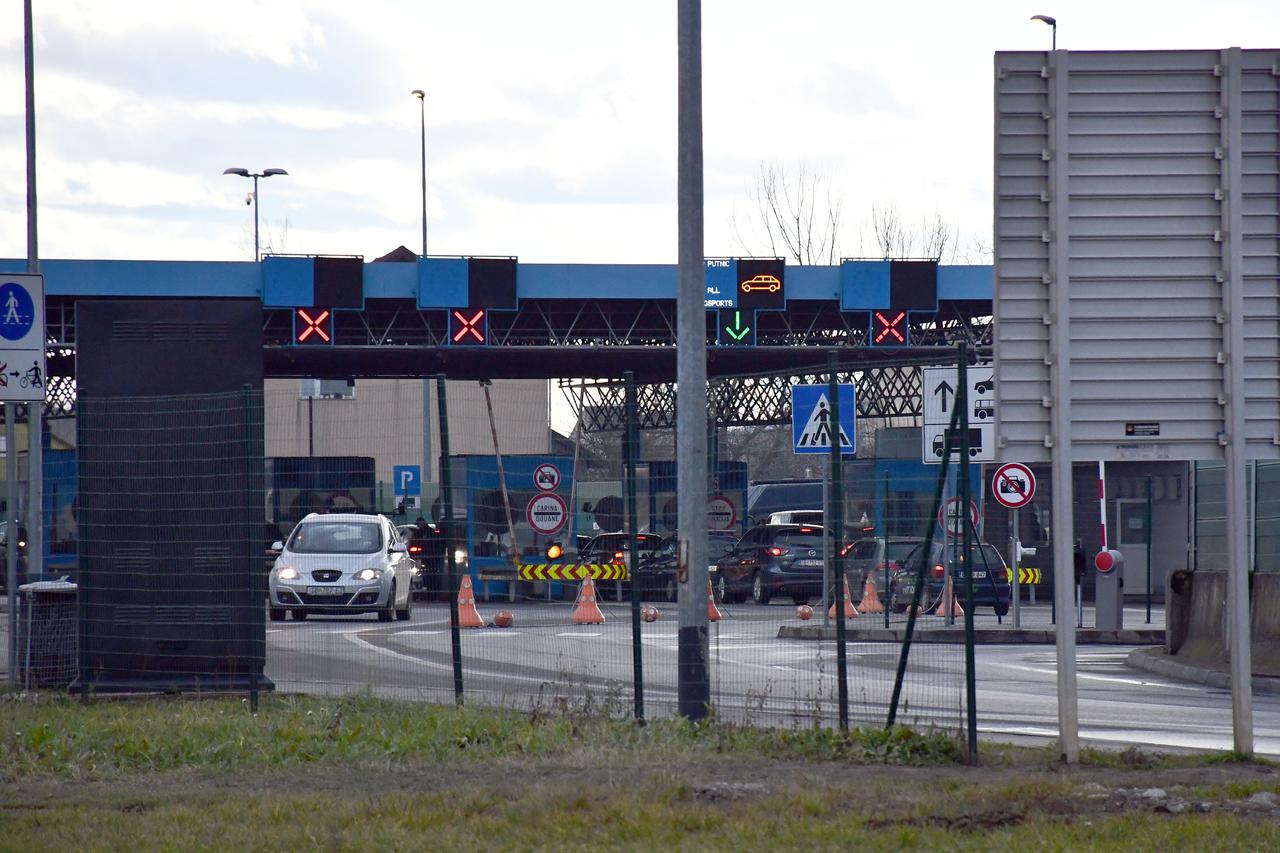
{"left": 223, "top": 167, "right": 288, "bottom": 259}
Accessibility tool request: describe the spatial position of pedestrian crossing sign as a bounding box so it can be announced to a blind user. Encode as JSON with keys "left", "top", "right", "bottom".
{"left": 791, "top": 383, "right": 856, "bottom": 455}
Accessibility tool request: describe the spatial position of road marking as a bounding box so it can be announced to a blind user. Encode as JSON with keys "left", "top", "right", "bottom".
{"left": 395, "top": 630, "right": 446, "bottom": 636}
{"left": 993, "top": 660, "right": 1202, "bottom": 691}
{"left": 556, "top": 632, "right": 603, "bottom": 638}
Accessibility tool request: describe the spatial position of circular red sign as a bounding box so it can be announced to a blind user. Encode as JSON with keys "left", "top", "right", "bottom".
{"left": 707, "top": 495, "right": 737, "bottom": 531}
{"left": 938, "top": 497, "right": 979, "bottom": 538}
{"left": 533, "top": 462, "right": 562, "bottom": 492}
{"left": 1094, "top": 549, "right": 1117, "bottom": 573}
{"left": 992, "top": 463, "right": 1036, "bottom": 509}
{"left": 526, "top": 493, "right": 567, "bottom": 535}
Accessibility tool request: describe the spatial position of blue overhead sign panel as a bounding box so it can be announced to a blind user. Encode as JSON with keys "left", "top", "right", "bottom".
{"left": 791, "top": 383, "right": 856, "bottom": 455}
{"left": 263, "top": 255, "right": 364, "bottom": 309}
{"left": 704, "top": 259, "right": 737, "bottom": 308}
{"left": 840, "top": 259, "right": 938, "bottom": 346}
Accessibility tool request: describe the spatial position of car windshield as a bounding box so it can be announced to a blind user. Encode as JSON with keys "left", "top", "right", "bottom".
{"left": 930, "top": 543, "right": 1004, "bottom": 568}
{"left": 288, "top": 521, "right": 382, "bottom": 554}
{"left": 885, "top": 541, "right": 919, "bottom": 565}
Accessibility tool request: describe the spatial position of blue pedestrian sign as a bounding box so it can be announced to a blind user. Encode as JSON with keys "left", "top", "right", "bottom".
{"left": 791, "top": 384, "right": 856, "bottom": 455}
{"left": 0, "top": 274, "right": 46, "bottom": 404}
{"left": 393, "top": 465, "right": 421, "bottom": 496}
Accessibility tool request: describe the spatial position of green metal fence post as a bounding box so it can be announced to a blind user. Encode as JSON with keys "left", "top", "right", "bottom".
{"left": 436, "top": 375, "right": 464, "bottom": 705}
{"left": 624, "top": 371, "right": 645, "bottom": 722}
{"left": 828, "top": 354, "right": 849, "bottom": 732}
{"left": 957, "top": 344, "right": 978, "bottom": 765}
{"left": 1146, "top": 475, "right": 1153, "bottom": 624}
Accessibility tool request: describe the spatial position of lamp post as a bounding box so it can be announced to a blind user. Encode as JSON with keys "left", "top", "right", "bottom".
{"left": 411, "top": 89, "right": 427, "bottom": 258}
{"left": 222, "top": 167, "right": 288, "bottom": 259}
{"left": 1030, "top": 14, "right": 1057, "bottom": 50}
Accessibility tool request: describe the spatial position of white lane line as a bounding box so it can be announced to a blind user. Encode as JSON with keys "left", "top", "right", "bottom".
{"left": 993, "top": 661, "right": 1203, "bottom": 691}
{"left": 556, "top": 632, "right": 603, "bottom": 638}
{"left": 395, "top": 630, "right": 446, "bottom": 636}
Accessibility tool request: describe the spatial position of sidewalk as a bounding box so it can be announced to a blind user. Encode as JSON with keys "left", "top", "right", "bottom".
{"left": 779, "top": 603, "right": 1166, "bottom": 645}
{"left": 1127, "top": 647, "right": 1280, "bottom": 696}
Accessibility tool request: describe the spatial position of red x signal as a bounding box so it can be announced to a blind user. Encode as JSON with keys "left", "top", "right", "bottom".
{"left": 873, "top": 310, "right": 906, "bottom": 345}
{"left": 452, "top": 309, "right": 486, "bottom": 343}
{"left": 295, "top": 308, "right": 332, "bottom": 344}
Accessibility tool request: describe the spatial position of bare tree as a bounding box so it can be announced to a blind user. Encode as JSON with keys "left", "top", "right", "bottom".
{"left": 918, "top": 212, "right": 956, "bottom": 262}
{"left": 733, "top": 161, "right": 844, "bottom": 264}
{"left": 869, "top": 202, "right": 911, "bottom": 259}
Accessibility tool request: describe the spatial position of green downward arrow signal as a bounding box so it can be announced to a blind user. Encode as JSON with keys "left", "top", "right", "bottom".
{"left": 725, "top": 311, "right": 751, "bottom": 341}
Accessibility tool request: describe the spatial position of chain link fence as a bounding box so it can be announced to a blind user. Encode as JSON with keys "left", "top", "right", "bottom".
{"left": 8, "top": 359, "right": 1187, "bottom": 750}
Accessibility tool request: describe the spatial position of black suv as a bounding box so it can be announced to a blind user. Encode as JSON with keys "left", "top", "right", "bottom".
{"left": 715, "top": 523, "right": 826, "bottom": 605}
{"left": 889, "top": 540, "right": 1011, "bottom": 616}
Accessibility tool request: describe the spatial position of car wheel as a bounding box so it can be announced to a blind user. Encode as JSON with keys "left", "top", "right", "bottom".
{"left": 268, "top": 608, "right": 285, "bottom": 622}
{"left": 751, "top": 571, "right": 772, "bottom": 605}
{"left": 396, "top": 587, "right": 412, "bottom": 621}
{"left": 378, "top": 585, "right": 396, "bottom": 623}
{"left": 664, "top": 577, "right": 678, "bottom": 603}
{"left": 994, "top": 602, "right": 1010, "bottom": 617}
{"left": 291, "top": 610, "right": 307, "bottom": 621}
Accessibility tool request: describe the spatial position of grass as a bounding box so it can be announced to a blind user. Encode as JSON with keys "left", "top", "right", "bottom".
{"left": 3, "top": 693, "right": 1280, "bottom": 850}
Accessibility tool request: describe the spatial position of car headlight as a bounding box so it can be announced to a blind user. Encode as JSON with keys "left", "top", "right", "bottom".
{"left": 454, "top": 548, "right": 467, "bottom": 566}
{"left": 355, "top": 568, "right": 383, "bottom": 582}
{"left": 276, "top": 566, "right": 300, "bottom": 581}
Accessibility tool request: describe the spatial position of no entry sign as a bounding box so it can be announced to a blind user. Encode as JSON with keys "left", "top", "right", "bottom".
{"left": 992, "top": 463, "right": 1036, "bottom": 509}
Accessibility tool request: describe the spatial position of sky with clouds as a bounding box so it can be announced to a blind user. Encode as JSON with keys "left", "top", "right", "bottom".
{"left": 3, "top": 0, "right": 1279, "bottom": 265}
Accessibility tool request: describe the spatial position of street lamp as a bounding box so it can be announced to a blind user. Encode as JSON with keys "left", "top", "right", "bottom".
{"left": 1030, "top": 14, "right": 1057, "bottom": 50}
{"left": 222, "top": 167, "right": 289, "bottom": 259}
{"left": 411, "top": 89, "right": 427, "bottom": 258}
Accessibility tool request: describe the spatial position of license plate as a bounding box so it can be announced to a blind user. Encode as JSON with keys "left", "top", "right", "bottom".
{"left": 972, "top": 572, "right": 987, "bottom": 580}
{"left": 795, "top": 559, "right": 823, "bottom": 567}
{"left": 307, "top": 586, "right": 346, "bottom": 596}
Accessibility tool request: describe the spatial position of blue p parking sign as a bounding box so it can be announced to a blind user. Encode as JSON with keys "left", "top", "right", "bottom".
{"left": 393, "top": 465, "right": 421, "bottom": 496}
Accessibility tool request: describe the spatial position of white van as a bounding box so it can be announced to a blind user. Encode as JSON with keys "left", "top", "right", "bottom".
{"left": 767, "top": 510, "right": 824, "bottom": 526}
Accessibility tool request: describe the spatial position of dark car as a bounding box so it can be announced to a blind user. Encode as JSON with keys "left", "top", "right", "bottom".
{"left": 580, "top": 532, "right": 665, "bottom": 600}
{"left": 844, "top": 536, "right": 923, "bottom": 597}
{"left": 632, "top": 532, "right": 741, "bottom": 602}
{"left": 889, "top": 540, "right": 1011, "bottom": 616}
{"left": 398, "top": 520, "right": 451, "bottom": 599}
{"left": 715, "top": 523, "right": 826, "bottom": 605}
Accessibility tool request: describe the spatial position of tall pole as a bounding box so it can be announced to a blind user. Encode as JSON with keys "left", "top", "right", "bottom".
{"left": 676, "top": 0, "right": 710, "bottom": 721}
{"left": 251, "top": 174, "right": 261, "bottom": 260}
{"left": 413, "top": 90, "right": 427, "bottom": 257}
{"left": 24, "top": 0, "right": 42, "bottom": 583}
{"left": 1047, "top": 47, "right": 1079, "bottom": 763}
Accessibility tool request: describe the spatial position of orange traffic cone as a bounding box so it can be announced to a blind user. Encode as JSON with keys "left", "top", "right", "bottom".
{"left": 858, "top": 575, "right": 886, "bottom": 614}
{"left": 707, "top": 580, "right": 723, "bottom": 622}
{"left": 452, "top": 575, "right": 485, "bottom": 628}
{"left": 934, "top": 574, "right": 964, "bottom": 618}
{"left": 828, "top": 574, "right": 859, "bottom": 620}
{"left": 571, "top": 575, "right": 606, "bottom": 625}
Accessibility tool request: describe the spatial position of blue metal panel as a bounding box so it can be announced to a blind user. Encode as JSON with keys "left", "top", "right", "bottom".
{"left": 0, "top": 259, "right": 261, "bottom": 297}
{"left": 363, "top": 262, "right": 417, "bottom": 299}
{"left": 840, "top": 261, "right": 890, "bottom": 310}
{"left": 262, "top": 256, "right": 314, "bottom": 308}
{"left": 417, "top": 257, "right": 469, "bottom": 308}
{"left": 520, "top": 264, "right": 676, "bottom": 299}
{"left": 937, "top": 265, "right": 992, "bottom": 300}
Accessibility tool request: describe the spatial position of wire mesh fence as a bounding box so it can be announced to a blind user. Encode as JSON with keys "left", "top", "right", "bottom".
{"left": 7, "top": 360, "right": 1134, "bottom": 750}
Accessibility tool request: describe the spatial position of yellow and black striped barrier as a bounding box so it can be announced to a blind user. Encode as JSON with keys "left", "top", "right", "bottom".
{"left": 1016, "top": 568, "right": 1042, "bottom": 585}
{"left": 518, "top": 563, "right": 629, "bottom": 582}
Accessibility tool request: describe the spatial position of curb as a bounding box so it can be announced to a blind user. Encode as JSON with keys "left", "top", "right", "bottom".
{"left": 1126, "top": 647, "right": 1280, "bottom": 695}
{"left": 777, "top": 625, "right": 1165, "bottom": 645}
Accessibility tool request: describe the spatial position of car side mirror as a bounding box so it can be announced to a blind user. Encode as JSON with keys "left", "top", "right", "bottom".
{"left": 270, "top": 541, "right": 284, "bottom": 553}
{"left": 723, "top": 544, "right": 733, "bottom": 554}
{"left": 390, "top": 542, "right": 408, "bottom": 553}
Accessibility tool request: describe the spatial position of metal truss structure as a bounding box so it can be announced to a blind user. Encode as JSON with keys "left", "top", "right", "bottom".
{"left": 38, "top": 294, "right": 991, "bottom": 421}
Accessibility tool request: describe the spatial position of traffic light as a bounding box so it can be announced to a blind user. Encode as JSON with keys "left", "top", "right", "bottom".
{"left": 294, "top": 308, "right": 334, "bottom": 345}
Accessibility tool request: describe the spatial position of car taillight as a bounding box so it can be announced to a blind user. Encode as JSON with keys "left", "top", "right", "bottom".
{"left": 409, "top": 545, "right": 422, "bottom": 554}
{"left": 931, "top": 563, "right": 945, "bottom": 578}
{"left": 767, "top": 546, "right": 788, "bottom": 557}
{"left": 839, "top": 544, "right": 853, "bottom": 557}
{"left": 613, "top": 550, "right": 625, "bottom": 562}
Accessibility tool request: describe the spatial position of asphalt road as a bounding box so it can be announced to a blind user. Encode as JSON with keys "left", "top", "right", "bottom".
{"left": 263, "top": 599, "right": 1280, "bottom": 757}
